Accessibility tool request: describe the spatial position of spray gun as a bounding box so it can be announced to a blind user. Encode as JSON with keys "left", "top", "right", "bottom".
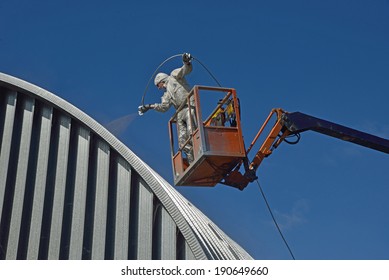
{"left": 138, "top": 104, "right": 153, "bottom": 116}
{"left": 138, "top": 106, "right": 144, "bottom": 116}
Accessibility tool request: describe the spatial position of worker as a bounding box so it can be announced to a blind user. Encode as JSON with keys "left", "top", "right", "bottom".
{"left": 138, "top": 53, "right": 196, "bottom": 163}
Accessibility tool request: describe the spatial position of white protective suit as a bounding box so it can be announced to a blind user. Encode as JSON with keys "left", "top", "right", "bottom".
{"left": 153, "top": 63, "right": 196, "bottom": 162}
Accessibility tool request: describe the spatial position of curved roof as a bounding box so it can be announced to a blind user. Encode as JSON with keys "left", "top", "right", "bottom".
{"left": 0, "top": 72, "right": 252, "bottom": 260}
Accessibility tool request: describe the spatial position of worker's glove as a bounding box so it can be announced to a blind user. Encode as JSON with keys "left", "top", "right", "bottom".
{"left": 182, "top": 53, "right": 193, "bottom": 64}
{"left": 138, "top": 104, "right": 153, "bottom": 116}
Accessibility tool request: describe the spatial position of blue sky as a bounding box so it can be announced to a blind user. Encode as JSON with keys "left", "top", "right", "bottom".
{"left": 1, "top": 0, "right": 389, "bottom": 260}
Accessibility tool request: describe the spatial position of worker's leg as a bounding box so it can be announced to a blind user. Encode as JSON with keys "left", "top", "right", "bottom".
{"left": 178, "top": 109, "right": 194, "bottom": 163}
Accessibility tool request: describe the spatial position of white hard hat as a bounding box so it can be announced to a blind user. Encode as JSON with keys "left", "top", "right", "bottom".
{"left": 154, "top": 73, "right": 168, "bottom": 86}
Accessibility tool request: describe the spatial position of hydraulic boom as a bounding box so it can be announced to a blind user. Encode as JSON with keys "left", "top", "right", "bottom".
{"left": 223, "top": 108, "right": 389, "bottom": 190}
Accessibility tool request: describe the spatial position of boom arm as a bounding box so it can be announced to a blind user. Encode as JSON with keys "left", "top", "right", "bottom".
{"left": 223, "top": 109, "right": 389, "bottom": 190}
{"left": 282, "top": 112, "right": 389, "bottom": 154}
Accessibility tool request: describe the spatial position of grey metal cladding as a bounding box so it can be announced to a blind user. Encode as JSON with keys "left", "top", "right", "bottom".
{"left": 27, "top": 105, "right": 53, "bottom": 259}
{"left": 47, "top": 114, "right": 71, "bottom": 259}
{"left": 0, "top": 91, "right": 17, "bottom": 225}
{"left": 0, "top": 72, "right": 253, "bottom": 260}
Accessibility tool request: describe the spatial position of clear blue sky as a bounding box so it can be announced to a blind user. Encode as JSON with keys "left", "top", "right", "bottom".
{"left": 1, "top": 0, "right": 389, "bottom": 260}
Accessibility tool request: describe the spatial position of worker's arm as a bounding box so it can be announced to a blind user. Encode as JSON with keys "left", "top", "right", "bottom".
{"left": 171, "top": 53, "right": 193, "bottom": 79}
{"left": 153, "top": 92, "right": 173, "bottom": 112}
{"left": 171, "top": 63, "right": 192, "bottom": 80}
{"left": 138, "top": 92, "right": 172, "bottom": 115}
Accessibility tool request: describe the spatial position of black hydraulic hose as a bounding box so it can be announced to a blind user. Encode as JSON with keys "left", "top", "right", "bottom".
{"left": 256, "top": 179, "right": 296, "bottom": 260}
{"left": 284, "top": 133, "right": 301, "bottom": 145}
{"left": 193, "top": 57, "right": 222, "bottom": 87}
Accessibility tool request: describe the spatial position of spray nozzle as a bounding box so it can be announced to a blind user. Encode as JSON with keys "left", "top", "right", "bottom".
{"left": 138, "top": 105, "right": 144, "bottom": 116}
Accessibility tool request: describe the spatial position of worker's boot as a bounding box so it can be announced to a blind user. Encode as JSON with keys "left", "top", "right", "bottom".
{"left": 185, "top": 147, "right": 194, "bottom": 164}
{"left": 187, "top": 151, "right": 194, "bottom": 164}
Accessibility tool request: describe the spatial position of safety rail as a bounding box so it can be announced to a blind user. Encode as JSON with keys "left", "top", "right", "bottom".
{"left": 168, "top": 86, "right": 246, "bottom": 187}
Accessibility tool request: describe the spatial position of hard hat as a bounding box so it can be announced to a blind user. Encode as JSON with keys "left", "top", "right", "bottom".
{"left": 154, "top": 73, "right": 168, "bottom": 86}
